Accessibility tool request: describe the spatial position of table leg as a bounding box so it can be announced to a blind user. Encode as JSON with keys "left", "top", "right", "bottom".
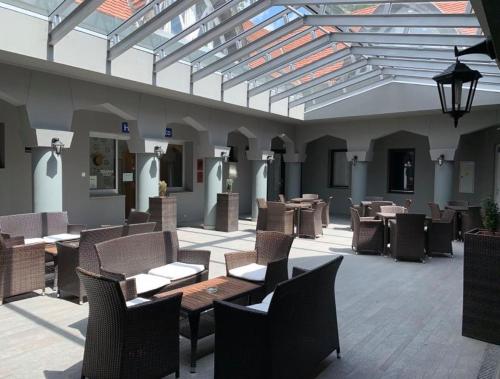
{"left": 383, "top": 219, "right": 389, "bottom": 256}
{"left": 188, "top": 312, "right": 200, "bottom": 373}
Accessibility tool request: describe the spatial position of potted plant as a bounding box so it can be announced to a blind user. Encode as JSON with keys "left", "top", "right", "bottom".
{"left": 159, "top": 180, "right": 168, "bottom": 197}
{"left": 462, "top": 197, "right": 500, "bottom": 345}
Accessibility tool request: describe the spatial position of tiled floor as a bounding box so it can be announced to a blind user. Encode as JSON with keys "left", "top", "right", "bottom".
{"left": 0, "top": 218, "right": 491, "bottom": 378}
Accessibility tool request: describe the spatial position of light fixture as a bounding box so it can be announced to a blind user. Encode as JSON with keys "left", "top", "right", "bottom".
{"left": 154, "top": 146, "right": 164, "bottom": 159}
{"left": 352, "top": 155, "right": 358, "bottom": 166}
{"left": 267, "top": 155, "right": 274, "bottom": 163}
{"left": 220, "top": 151, "right": 229, "bottom": 162}
{"left": 51, "top": 138, "right": 64, "bottom": 155}
{"left": 433, "top": 40, "right": 496, "bottom": 128}
{"left": 438, "top": 154, "right": 445, "bottom": 166}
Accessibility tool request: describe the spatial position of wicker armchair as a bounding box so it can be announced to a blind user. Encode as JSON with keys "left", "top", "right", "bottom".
{"left": 348, "top": 197, "right": 363, "bottom": 229}
{"left": 278, "top": 194, "right": 286, "bottom": 203}
{"left": 256, "top": 198, "right": 267, "bottom": 231}
{"left": 302, "top": 193, "right": 319, "bottom": 200}
{"left": 57, "top": 226, "right": 125, "bottom": 303}
{"left": 214, "top": 256, "right": 343, "bottom": 379}
{"left": 299, "top": 202, "right": 325, "bottom": 238}
{"left": 461, "top": 206, "right": 483, "bottom": 237}
{"left": 266, "top": 202, "right": 294, "bottom": 235}
{"left": 322, "top": 196, "right": 333, "bottom": 227}
{"left": 390, "top": 214, "right": 426, "bottom": 262}
{"left": 0, "top": 240, "right": 45, "bottom": 304}
{"left": 95, "top": 231, "right": 210, "bottom": 294}
{"left": 428, "top": 202, "right": 443, "bottom": 221}
{"left": 225, "top": 231, "right": 294, "bottom": 295}
{"left": 123, "top": 222, "right": 156, "bottom": 236}
{"left": 366, "top": 201, "right": 394, "bottom": 217}
{"left": 427, "top": 210, "right": 455, "bottom": 257}
{"left": 379, "top": 205, "right": 406, "bottom": 214}
{"left": 126, "top": 210, "right": 151, "bottom": 224}
{"left": 77, "top": 267, "right": 182, "bottom": 379}
{"left": 350, "top": 208, "right": 383, "bottom": 254}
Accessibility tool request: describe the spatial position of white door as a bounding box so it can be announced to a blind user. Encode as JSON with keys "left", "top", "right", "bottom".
{"left": 495, "top": 145, "right": 500, "bottom": 206}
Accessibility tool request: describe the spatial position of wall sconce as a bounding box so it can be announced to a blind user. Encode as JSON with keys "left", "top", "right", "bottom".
{"left": 220, "top": 151, "right": 229, "bottom": 162}
{"left": 352, "top": 155, "right": 358, "bottom": 166}
{"left": 438, "top": 154, "right": 445, "bottom": 166}
{"left": 267, "top": 155, "right": 274, "bottom": 163}
{"left": 154, "top": 146, "right": 165, "bottom": 159}
{"left": 51, "top": 138, "right": 64, "bottom": 155}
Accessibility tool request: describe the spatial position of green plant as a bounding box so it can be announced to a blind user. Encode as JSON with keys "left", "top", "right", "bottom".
{"left": 159, "top": 180, "right": 168, "bottom": 196}
{"left": 481, "top": 198, "right": 499, "bottom": 232}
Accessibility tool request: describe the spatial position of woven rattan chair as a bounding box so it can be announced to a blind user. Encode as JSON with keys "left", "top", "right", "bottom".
{"left": 256, "top": 198, "right": 267, "bottom": 231}
{"left": 214, "top": 256, "right": 343, "bottom": 379}
{"left": 266, "top": 202, "right": 294, "bottom": 235}
{"left": 123, "top": 222, "right": 157, "bottom": 236}
{"left": 390, "top": 214, "right": 426, "bottom": 262}
{"left": 322, "top": 196, "right": 333, "bottom": 227}
{"left": 302, "top": 193, "right": 319, "bottom": 200}
{"left": 348, "top": 197, "right": 363, "bottom": 229}
{"left": 126, "top": 210, "right": 151, "bottom": 224}
{"left": 299, "top": 202, "right": 325, "bottom": 238}
{"left": 225, "top": 231, "right": 294, "bottom": 295}
{"left": 365, "top": 196, "right": 384, "bottom": 201}
{"left": 366, "top": 201, "right": 394, "bottom": 218}
{"left": 427, "top": 210, "right": 455, "bottom": 257}
{"left": 379, "top": 205, "right": 406, "bottom": 214}
{"left": 278, "top": 194, "right": 286, "bottom": 203}
{"left": 461, "top": 206, "right": 483, "bottom": 237}
{"left": 77, "top": 267, "right": 182, "bottom": 379}
{"left": 0, "top": 239, "right": 45, "bottom": 304}
{"left": 350, "top": 208, "right": 383, "bottom": 254}
{"left": 428, "top": 202, "right": 443, "bottom": 221}
{"left": 57, "top": 225, "right": 125, "bottom": 304}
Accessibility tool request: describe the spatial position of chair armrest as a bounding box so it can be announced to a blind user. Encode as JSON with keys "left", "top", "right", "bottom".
{"left": 292, "top": 266, "right": 309, "bottom": 278}
{"left": 360, "top": 217, "right": 376, "bottom": 221}
{"left": 120, "top": 278, "right": 137, "bottom": 301}
{"left": 3, "top": 235, "right": 25, "bottom": 248}
{"left": 67, "top": 224, "right": 85, "bottom": 234}
{"left": 100, "top": 268, "right": 126, "bottom": 282}
{"left": 225, "top": 251, "right": 257, "bottom": 272}
{"left": 360, "top": 219, "right": 382, "bottom": 224}
{"left": 178, "top": 249, "right": 211, "bottom": 269}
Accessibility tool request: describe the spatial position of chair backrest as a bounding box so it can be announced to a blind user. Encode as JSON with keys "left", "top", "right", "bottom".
{"left": 368, "top": 201, "right": 394, "bottom": 217}
{"left": 428, "top": 202, "right": 442, "bottom": 220}
{"left": 394, "top": 214, "right": 426, "bottom": 258}
{"left": 302, "top": 194, "right": 319, "bottom": 200}
{"left": 278, "top": 194, "right": 286, "bottom": 203}
{"left": 124, "top": 222, "right": 157, "bottom": 236}
{"left": 447, "top": 200, "right": 469, "bottom": 207}
{"left": 255, "top": 230, "right": 294, "bottom": 265}
{"left": 43, "top": 212, "right": 69, "bottom": 235}
{"left": 348, "top": 197, "right": 355, "bottom": 207}
{"left": 267, "top": 201, "right": 286, "bottom": 214}
{"left": 77, "top": 267, "right": 126, "bottom": 310}
{"left": 78, "top": 226, "right": 125, "bottom": 274}
{"left": 267, "top": 256, "right": 343, "bottom": 378}
{"left": 350, "top": 207, "right": 360, "bottom": 231}
{"left": 256, "top": 198, "right": 267, "bottom": 209}
{"left": 380, "top": 205, "right": 406, "bottom": 214}
{"left": 0, "top": 212, "right": 43, "bottom": 239}
{"left": 404, "top": 199, "right": 413, "bottom": 210}
{"left": 365, "top": 196, "right": 383, "bottom": 201}
{"left": 95, "top": 231, "right": 173, "bottom": 277}
{"left": 441, "top": 209, "right": 456, "bottom": 223}
{"left": 127, "top": 211, "right": 151, "bottom": 225}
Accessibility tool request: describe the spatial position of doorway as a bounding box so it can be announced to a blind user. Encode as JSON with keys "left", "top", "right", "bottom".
{"left": 267, "top": 137, "right": 286, "bottom": 201}
{"left": 118, "top": 140, "right": 136, "bottom": 218}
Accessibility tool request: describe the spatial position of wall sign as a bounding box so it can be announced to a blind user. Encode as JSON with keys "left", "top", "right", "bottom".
{"left": 164, "top": 127, "right": 173, "bottom": 138}
{"left": 121, "top": 122, "right": 129, "bottom": 133}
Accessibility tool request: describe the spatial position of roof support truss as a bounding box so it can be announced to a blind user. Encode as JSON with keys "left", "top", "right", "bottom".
{"left": 274, "top": 0, "right": 467, "bottom": 4}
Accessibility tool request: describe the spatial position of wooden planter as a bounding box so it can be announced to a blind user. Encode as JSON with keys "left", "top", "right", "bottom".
{"left": 149, "top": 196, "right": 177, "bottom": 232}
{"left": 216, "top": 193, "right": 239, "bottom": 232}
{"left": 463, "top": 228, "right": 500, "bottom": 345}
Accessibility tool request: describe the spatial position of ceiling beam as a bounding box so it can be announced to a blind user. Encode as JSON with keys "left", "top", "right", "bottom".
{"left": 49, "top": 0, "right": 105, "bottom": 45}
{"left": 154, "top": 0, "right": 272, "bottom": 72}
{"left": 108, "top": 0, "right": 198, "bottom": 61}
{"left": 274, "top": 0, "right": 467, "bottom": 4}
{"left": 303, "top": 14, "right": 480, "bottom": 28}
{"left": 382, "top": 67, "right": 500, "bottom": 84}
{"left": 192, "top": 17, "right": 305, "bottom": 82}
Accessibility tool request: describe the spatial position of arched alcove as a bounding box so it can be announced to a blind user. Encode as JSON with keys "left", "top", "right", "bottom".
{"left": 226, "top": 130, "right": 252, "bottom": 217}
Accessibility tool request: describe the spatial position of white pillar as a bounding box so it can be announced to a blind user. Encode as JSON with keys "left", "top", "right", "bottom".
{"left": 251, "top": 160, "right": 268, "bottom": 220}
{"left": 32, "top": 147, "right": 63, "bottom": 212}
{"left": 285, "top": 162, "right": 301, "bottom": 200}
{"left": 434, "top": 160, "right": 454, "bottom": 208}
{"left": 203, "top": 157, "right": 224, "bottom": 229}
{"left": 136, "top": 153, "right": 159, "bottom": 212}
{"left": 351, "top": 161, "right": 368, "bottom": 204}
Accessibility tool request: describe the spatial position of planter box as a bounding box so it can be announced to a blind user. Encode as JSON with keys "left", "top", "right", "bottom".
{"left": 463, "top": 228, "right": 500, "bottom": 345}
{"left": 149, "top": 196, "right": 177, "bottom": 232}
{"left": 216, "top": 193, "right": 239, "bottom": 232}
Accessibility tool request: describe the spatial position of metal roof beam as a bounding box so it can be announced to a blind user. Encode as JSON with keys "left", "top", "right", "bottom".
{"left": 274, "top": 0, "right": 467, "bottom": 4}
{"left": 382, "top": 67, "right": 500, "bottom": 84}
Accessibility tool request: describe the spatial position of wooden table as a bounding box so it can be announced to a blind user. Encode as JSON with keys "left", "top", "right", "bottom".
{"left": 290, "top": 197, "right": 320, "bottom": 203}
{"left": 286, "top": 202, "right": 312, "bottom": 236}
{"left": 154, "top": 276, "right": 262, "bottom": 373}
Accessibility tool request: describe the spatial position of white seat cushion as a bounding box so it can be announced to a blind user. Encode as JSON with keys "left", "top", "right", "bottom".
{"left": 24, "top": 238, "right": 45, "bottom": 245}
{"left": 262, "top": 291, "right": 274, "bottom": 304}
{"left": 127, "top": 274, "right": 170, "bottom": 295}
{"left": 148, "top": 262, "right": 205, "bottom": 281}
{"left": 247, "top": 302, "right": 270, "bottom": 313}
{"left": 125, "top": 297, "right": 150, "bottom": 308}
{"left": 43, "top": 233, "right": 80, "bottom": 243}
{"left": 229, "top": 263, "right": 267, "bottom": 282}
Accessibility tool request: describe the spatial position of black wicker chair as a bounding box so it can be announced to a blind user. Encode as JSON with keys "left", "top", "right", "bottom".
{"left": 214, "top": 255, "right": 343, "bottom": 379}
{"left": 427, "top": 209, "right": 455, "bottom": 257}
{"left": 390, "top": 214, "right": 426, "bottom": 262}
{"left": 77, "top": 267, "right": 182, "bottom": 379}
{"left": 256, "top": 198, "right": 267, "bottom": 231}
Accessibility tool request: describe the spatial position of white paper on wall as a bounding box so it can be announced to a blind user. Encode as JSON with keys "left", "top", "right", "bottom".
{"left": 459, "top": 161, "right": 475, "bottom": 194}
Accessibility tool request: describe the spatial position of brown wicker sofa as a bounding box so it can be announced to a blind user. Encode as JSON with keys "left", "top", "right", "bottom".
{"left": 214, "top": 255, "right": 343, "bottom": 379}
{"left": 95, "top": 231, "right": 210, "bottom": 297}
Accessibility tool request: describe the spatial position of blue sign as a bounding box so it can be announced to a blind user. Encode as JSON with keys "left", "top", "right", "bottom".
{"left": 121, "top": 122, "right": 129, "bottom": 133}
{"left": 164, "top": 127, "right": 173, "bottom": 138}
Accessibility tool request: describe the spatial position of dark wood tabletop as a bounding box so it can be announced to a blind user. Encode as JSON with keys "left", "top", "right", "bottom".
{"left": 154, "top": 276, "right": 261, "bottom": 313}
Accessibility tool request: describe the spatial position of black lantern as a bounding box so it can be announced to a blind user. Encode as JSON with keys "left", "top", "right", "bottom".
{"left": 433, "top": 59, "right": 482, "bottom": 128}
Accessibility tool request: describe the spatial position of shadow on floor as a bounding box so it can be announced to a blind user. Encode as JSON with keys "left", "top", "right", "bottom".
{"left": 44, "top": 362, "right": 82, "bottom": 379}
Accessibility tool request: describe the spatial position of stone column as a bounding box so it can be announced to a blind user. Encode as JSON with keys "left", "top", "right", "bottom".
{"left": 434, "top": 160, "right": 454, "bottom": 208}
{"left": 251, "top": 160, "right": 268, "bottom": 220}
{"left": 285, "top": 162, "right": 301, "bottom": 200}
{"left": 136, "top": 153, "right": 159, "bottom": 212}
{"left": 203, "top": 157, "right": 224, "bottom": 229}
{"left": 350, "top": 161, "right": 368, "bottom": 204}
{"left": 32, "top": 147, "right": 63, "bottom": 212}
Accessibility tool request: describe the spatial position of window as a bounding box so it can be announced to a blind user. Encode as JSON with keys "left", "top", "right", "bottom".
{"left": 328, "top": 149, "right": 349, "bottom": 188}
{"left": 160, "top": 144, "right": 184, "bottom": 190}
{"left": 89, "top": 136, "right": 117, "bottom": 193}
{"left": 0, "top": 123, "right": 4, "bottom": 169}
{"left": 388, "top": 149, "right": 415, "bottom": 193}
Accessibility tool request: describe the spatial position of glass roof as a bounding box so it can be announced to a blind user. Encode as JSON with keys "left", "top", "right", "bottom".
{"left": 2, "top": 0, "right": 65, "bottom": 16}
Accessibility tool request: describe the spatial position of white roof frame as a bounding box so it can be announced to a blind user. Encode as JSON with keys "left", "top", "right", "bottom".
{"left": 274, "top": 0, "right": 467, "bottom": 4}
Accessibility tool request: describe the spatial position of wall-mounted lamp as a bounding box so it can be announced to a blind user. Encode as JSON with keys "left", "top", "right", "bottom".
{"left": 51, "top": 138, "right": 64, "bottom": 155}
{"left": 438, "top": 154, "right": 445, "bottom": 166}
{"left": 267, "top": 155, "right": 274, "bottom": 163}
{"left": 154, "top": 146, "right": 165, "bottom": 159}
{"left": 352, "top": 155, "right": 358, "bottom": 166}
{"left": 220, "top": 151, "right": 229, "bottom": 162}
